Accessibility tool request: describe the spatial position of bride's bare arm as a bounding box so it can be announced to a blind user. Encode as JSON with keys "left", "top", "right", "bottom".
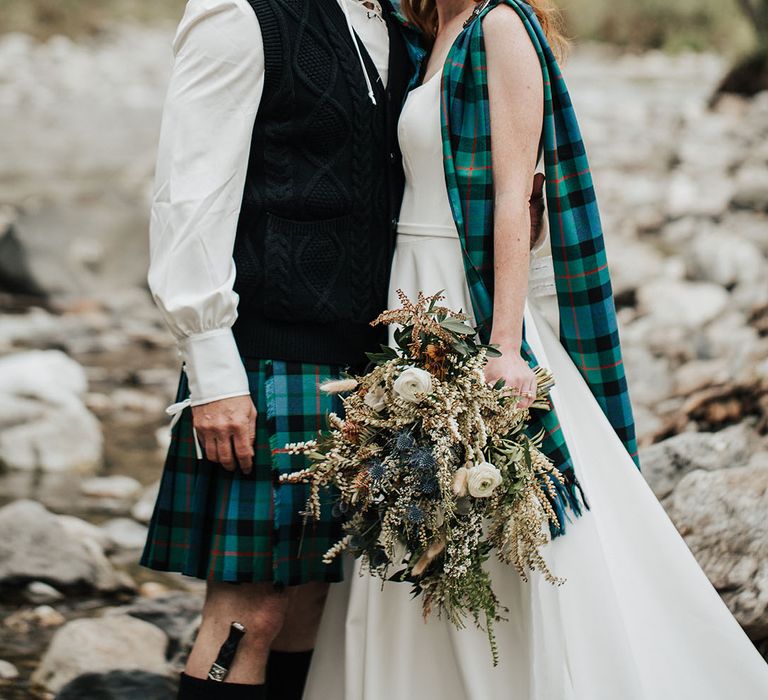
{"left": 482, "top": 5, "right": 544, "bottom": 407}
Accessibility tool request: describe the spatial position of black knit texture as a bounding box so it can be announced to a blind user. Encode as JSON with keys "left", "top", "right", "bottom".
{"left": 233, "top": 0, "right": 410, "bottom": 366}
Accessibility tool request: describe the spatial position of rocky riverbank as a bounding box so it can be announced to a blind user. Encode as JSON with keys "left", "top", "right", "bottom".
{"left": 0, "top": 25, "right": 766, "bottom": 698}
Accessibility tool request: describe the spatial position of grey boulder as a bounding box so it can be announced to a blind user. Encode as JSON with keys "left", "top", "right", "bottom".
{"left": 0, "top": 500, "right": 129, "bottom": 593}
{"left": 32, "top": 616, "right": 169, "bottom": 693}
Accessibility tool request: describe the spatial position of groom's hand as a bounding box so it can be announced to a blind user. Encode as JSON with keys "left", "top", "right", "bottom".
{"left": 529, "top": 172, "right": 545, "bottom": 249}
{"left": 192, "top": 396, "right": 257, "bottom": 474}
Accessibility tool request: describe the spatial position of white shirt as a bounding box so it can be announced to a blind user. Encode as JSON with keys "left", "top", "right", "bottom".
{"left": 148, "top": 0, "right": 390, "bottom": 406}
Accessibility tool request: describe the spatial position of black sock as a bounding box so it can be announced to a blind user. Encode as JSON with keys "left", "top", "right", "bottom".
{"left": 265, "top": 650, "right": 314, "bottom": 700}
{"left": 177, "top": 672, "right": 266, "bottom": 699}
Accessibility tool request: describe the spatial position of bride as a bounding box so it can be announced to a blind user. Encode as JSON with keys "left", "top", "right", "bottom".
{"left": 304, "top": 1, "right": 768, "bottom": 698}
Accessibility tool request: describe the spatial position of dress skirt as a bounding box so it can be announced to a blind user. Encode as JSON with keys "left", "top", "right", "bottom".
{"left": 303, "top": 230, "right": 768, "bottom": 698}
{"left": 141, "top": 359, "right": 346, "bottom": 586}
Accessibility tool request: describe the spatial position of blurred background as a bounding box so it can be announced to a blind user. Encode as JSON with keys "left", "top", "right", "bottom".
{"left": 0, "top": 0, "right": 766, "bottom": 697}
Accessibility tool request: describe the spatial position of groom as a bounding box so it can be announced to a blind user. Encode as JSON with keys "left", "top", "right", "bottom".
{"left": 142, "top": 1, "right": 546, "bottom": 698}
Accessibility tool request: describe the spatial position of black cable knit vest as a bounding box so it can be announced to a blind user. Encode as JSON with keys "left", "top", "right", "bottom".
{"left": 232, "top": 0, "right": 411, "bottom": 367}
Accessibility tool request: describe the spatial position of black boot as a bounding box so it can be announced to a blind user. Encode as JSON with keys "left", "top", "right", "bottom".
{"left": 177, "top": 672, "right": 266, "bottom": 699}
{"left": 265, "top": 650, "right": 314, "bottom": 700}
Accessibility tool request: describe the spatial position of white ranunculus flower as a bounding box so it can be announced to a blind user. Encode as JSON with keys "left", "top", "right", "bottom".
{"left": 393, "top": 366, "right": 433, "bottom": 403}
{"left": 364, "top": 384, "right": 387, "bottom": 412}
{"left": 467, "top": 461, "right": 503, "bottom": 498}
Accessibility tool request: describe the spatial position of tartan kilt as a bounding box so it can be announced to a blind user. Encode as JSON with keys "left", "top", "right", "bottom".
{"left": 140, "top": 358, "right": 346, "bottom": 586}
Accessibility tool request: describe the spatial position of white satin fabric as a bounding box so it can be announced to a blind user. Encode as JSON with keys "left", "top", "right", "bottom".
{"left": 304, "top": 60, "right": 768, "bottom": 700}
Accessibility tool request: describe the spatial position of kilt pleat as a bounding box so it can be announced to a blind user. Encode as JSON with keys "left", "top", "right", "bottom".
{"left": 140, "top": 359, "right": 345, "bottom": 586}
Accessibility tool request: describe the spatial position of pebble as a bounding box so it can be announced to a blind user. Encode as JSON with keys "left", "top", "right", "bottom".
{"left": 33, "top": 605, "right": 67, "bottom": 628}
{"left": 100, "top": 518, "right": 149, "bottom": 550}
{"left": 81, "top": 475, "right": 142, "bottom": 501}
{"left": 4, "top": 605, "right": 66, "bottom": 634}
{"left": 637, "top": 279, "right": 729, "bottom": 328}
{"left": 0, "top": 659, "right": 19, "bottom": 681}
{"left": 24, "top": 581, "right": 64, "bottom": 605}
{"left": 131, "top": 481, "right": 160, "bottom": 524}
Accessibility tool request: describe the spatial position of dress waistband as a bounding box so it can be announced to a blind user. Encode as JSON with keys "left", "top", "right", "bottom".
{"left": 396, "top": 222, "right": 459, "bottom": 238}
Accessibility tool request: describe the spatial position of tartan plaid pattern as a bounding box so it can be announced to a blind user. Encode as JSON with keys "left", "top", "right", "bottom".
{"left": 141, "top": 359, "right": 345, "bottom": 586}
{"left": 393, "top": 0, "right": 639, "bottom": 535}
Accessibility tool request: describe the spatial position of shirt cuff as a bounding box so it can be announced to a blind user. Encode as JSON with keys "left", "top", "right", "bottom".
{"left": 178, "top": 329, "right": 251, "bottom": 406}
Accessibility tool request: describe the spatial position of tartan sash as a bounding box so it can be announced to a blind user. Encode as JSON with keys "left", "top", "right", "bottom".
{"left": 392, "top": 0, "right": 640, "bottom": 535}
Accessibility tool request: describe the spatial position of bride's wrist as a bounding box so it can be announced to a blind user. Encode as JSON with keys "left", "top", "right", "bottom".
{"left": 489, "top": 335, "right": 523, "bottom": 357}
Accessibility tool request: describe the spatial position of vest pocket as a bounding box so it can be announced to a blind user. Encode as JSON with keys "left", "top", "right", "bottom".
{"left": 261, "top": 212, "right": 354, "bottom": 323}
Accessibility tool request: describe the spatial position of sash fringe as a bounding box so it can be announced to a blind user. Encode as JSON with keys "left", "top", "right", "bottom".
{"left": 542, "top": 469, "right": 590, "bottom": 539}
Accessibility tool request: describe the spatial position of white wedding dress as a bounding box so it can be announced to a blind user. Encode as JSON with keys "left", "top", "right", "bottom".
{"left": 304, "top": 72, "right": 768, "bottom": 699}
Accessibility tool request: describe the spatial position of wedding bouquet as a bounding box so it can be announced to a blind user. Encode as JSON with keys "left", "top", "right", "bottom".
{"left": 282, "top": 291, "right": 566, "bottom": 663}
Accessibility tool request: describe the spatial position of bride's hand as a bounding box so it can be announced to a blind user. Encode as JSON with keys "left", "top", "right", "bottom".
{"left": 484, "top": 353, "right": 538, "bottom": 410}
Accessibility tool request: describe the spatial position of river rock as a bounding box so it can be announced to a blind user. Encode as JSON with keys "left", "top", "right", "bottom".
{"left": 24, "top": 581, "right": 65, "bottom": 605}
{"left": 621, "top": 314, "right": 696, "bottom": 363}
{"left": 0, "top": 659, "right": 19, "bottom": 682}
{"left": 57, "top": 514, "right": 112, "bottom": 551}
{"left": 108, "top": 389, "right": 166, "bottom": 416}
{"left": 631, "top": 405, "right": 664, "bottom": 444}
{"left": 108, "top": 592, "right": 203, "bottom": 657}
{"left": 639, "top": 424, "right": 759, "bottom": 500}
{"left": 5, "top": 605, "right": 66, "bottom": 633}
{"left": 621, "top": 346, "right": 672, "bottom": 407}
{"left": 31, "top": 615, "right": 169, "bottom": 693}
{"left": 604, "top": 238, "right": 665, "bottom": 299}
{"left": 0, "top": 401, "right": 102, "bottom": 472}
{"left": 56, "top": 670, "right": 177, "bottom": 700}
{"left": 101, "top": 518, "right": 148, "bottom": 551}
{"left": 701, "top": 311, "right": 761, "bottom": 363}
{"left": 666, "top": 171, "right": 734, "bottom": 219}
{"left": 0, "top": 349, "right": 86, "bottom": 404}
{"left": 131, "top": 481, "right": 160, "bottom": 524}
{"left": 0, "top": 350, "right": 102, "bottom": 472}
{"left": 673, "top": 358, "right": 733, "bottom": 396}
{"left": 81, "top": 475, "right": 142, "bottom": 501}
{"left": 0, "top": 500, "right": 127, "bottom": 593}
{"left": 637, "top": 279, "right": 729, "bottom": 328}
{"left": 0, "top": 212, "right": 47, "bottom": 298}
{"left": 732, "top": 165, "right": 768, "bottom": 212}
{"left": 0, "top": 308, "right": 106, "bottom": 353}
{"left": 667, "top": 464, "right": 768, "bottom": 640}
{"left": 685, "top": 231, "right": 766, "bottom": 289}
{"left": 719, "top": 211, "right": 768, "bottom": 255}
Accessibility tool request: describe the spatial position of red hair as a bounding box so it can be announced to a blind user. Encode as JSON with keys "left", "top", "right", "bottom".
{"left": 400, "top": 0, "right": 568, "bottom": 59}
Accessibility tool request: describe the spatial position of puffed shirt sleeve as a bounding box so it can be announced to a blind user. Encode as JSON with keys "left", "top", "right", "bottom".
{"left": 147, "top": 0, "right": 264, "bottom": 406}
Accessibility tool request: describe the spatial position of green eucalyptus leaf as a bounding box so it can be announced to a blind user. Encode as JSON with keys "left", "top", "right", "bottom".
{"left": 365, "top": 351, "right": 394, "bottom": 365}
{"left": 378, "top": 344, "right": 399, "bottom": 359}
{"left": 452, "top": 341, "right": 469, "bottom": 356}
{"left": 440, "top": 318, "right": 475, "bottom": 335}
{"left": 481, "top": 344, "right": 503, "bottom": 358}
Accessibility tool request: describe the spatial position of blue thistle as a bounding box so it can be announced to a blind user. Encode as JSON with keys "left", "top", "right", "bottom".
{"left": 419, "top": 475, "right": 440, "bottom": 496}
{"left": 367, "top": 459, "right": 386, "bottom": 481}
{"left": 410, "top": 447, "right": 436, "bottom": 472}
{"left": 395, "top": 431, "right": 416, "bottom": 453}
{"left": 406, "top": 503, "right": 425, "bottom": 524}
